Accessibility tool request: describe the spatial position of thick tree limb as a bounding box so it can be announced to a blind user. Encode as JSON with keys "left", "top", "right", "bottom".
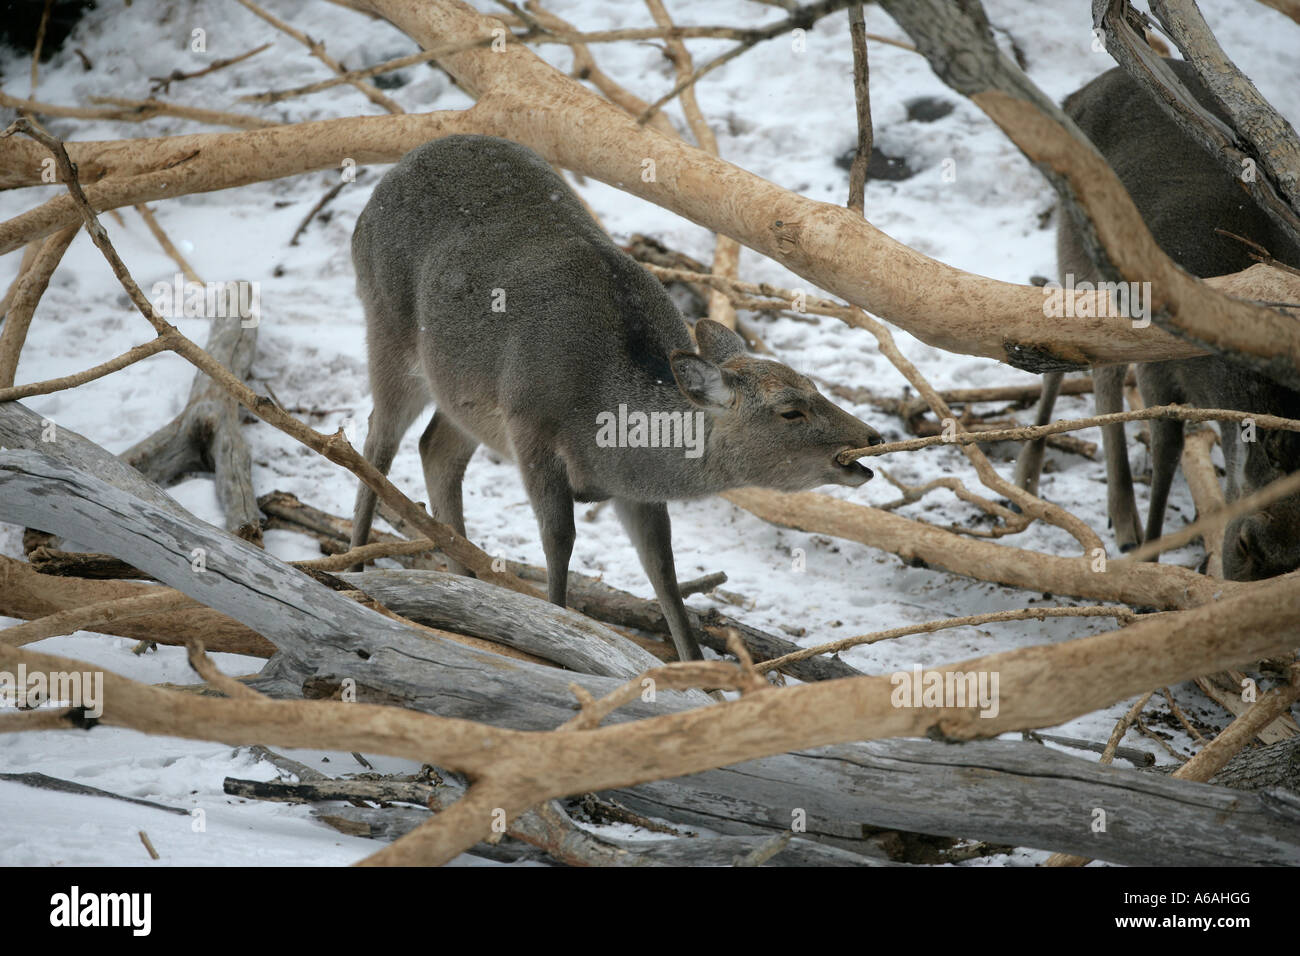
{"left": 724, "top": 487, "right": 1237, "bottom": 609}
{"left": 5, "top": 0, "right": 1300, "bottom": 375}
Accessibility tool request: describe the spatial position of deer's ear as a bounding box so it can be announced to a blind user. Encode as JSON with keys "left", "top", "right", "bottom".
{"left": 694, "top": 318, "right": 747, "bottom": 363}
{"left": 670, "top": 351, "right": 734, "bottom": 409}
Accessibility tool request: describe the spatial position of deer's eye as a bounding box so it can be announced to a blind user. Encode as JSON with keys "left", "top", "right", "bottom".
{"left": 780, "top": 409, "right": 806, "bottom": 421}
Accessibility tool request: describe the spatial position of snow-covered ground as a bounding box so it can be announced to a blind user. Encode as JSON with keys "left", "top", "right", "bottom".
{"left": 2, "top": 0, "right": 1296, "bottom": 866}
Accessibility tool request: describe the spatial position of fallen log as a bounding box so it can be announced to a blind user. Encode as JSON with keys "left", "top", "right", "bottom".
{"left": 264, "top": 489, "right": 860, "bottom": 681}
{"left": 337, "top": 569, "right": 668, "bottom": 679}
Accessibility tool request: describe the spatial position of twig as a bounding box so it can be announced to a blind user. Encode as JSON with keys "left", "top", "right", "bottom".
{"left": 0, "top": 334, "right": 179, "bottom": 403}
{"left": 1178, "top": 667, "right": 1300, "bottom": 781}
{"left": 184, "top": 638, "right": 264, "bottom": 700}
{"left": 295, "top": 537, "right": 440, "bottom": 570}
{"left": 234, "top": 0, "right": 404, "bottom": 114}
{"left": 644, "top": 0, "right": 741, "bottom": 330}
{"left": 524, "top": 1, "right": 679, "bottom": 138}
{"left": 289, "top": 175, "right": 361, "bottom": 246}
{"left": 734, "top": 831, "right": 794, "bottom": 866}
{"left": 1160, "top": 687, "right": 1207, "bottom": 746}
{"left": 755, "top": 605, "right": 1138, "bottom": 672}
{"left": 242, "top": 17, "right": 916, "bottom": 108}
{"left": 637, "top": 0, "right": 910, "bottom": 124}
{"left": 1045, "top": 689, "right": 1157, "bottom": 866}
{"left": 149, "top": 42, "right": 271, "bottom": 94}
{"left": 138, "top": 831, "right": 160, "bottom": 860}
{"left": 1032, "top": 732, "right": 1154, "bottom": 766}
{"left": 0, "top": 91, "right": 276, "bottom": 130}
{"left": 134, "top": 204, "right": 200, "bottom": 283}
{"left": 84, "top": 95, "right": 276, "bottom": 130}
{"left": 29, "top": 0, "right": 54, "bottom": 98}
{"left": 838, "top": 403, "right": 1300, "bottom": 461}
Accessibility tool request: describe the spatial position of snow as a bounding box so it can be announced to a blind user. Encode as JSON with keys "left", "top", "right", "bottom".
{"left": 2, "top": 0, "right": 1296, "bottom": 866}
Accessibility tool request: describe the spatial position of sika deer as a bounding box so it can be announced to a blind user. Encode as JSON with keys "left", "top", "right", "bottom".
{"left": 1015, "top": 62, "right": 1300, "bottom": 579}
{"left": 349, "top": 135, "right": 884, "bottom": 660}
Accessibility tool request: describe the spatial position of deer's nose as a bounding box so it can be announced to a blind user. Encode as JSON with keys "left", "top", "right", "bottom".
{"left": 868, "top": 433, "right": 886, "bottom": 446}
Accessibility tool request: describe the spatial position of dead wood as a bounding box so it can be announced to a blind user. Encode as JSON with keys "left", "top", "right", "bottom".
{"left": 121, "top": 311, "right": 262, "bottom": 544}
{"left": 1194, "top": 672, "right": 1299, "bottom": 744}
{"left": 0, "top": 225, "right": 76, "bottom": 388}
{"left": 324, "top": 491, "right": 860, "bottom": 681}
{"left": 0, "top": 554, "right": 274, "bottom": 656}
{"left": 724, "top": 487, "right": 1234, "bottom": 610}
{"left": 223, "top": 775, "right": 434, "bottom": 806}
{"left": 336, "top": 569, "right": 669, "bottom": 679}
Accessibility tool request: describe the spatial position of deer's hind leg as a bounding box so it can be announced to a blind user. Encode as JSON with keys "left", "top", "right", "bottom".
{"left": 417, "top": 409, "right": 479, "bottom": 574}
{"left": 350, "top": 371, "right": 429, "bottom": 568}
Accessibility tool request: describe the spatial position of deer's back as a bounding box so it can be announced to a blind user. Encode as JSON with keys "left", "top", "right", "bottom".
{"left": 1058, "top": 63, "right": 1300, "bottom": 415}
{"left": 352, "top": 135, "right": 692, "bottom": 443}
{"left": 1059, "top": 60, "right": 1296, "bottom": 281}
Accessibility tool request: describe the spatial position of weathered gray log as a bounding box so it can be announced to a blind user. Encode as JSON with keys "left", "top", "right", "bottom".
{"left": 121, "top": 309, "right": 261, "bottom": 543}
{"left": 237, "top": 770, "right": 895, "bottom": 865}
{"left": 1035, "top": 732, "right": 1155, "bottom": 767}
{"left": 311, "top": 806, "right": 546, "bottom": 862}
{"left": 336, "top": 569, "right": 667, "bottom": 679}
{"left": 4, "top": 447, "right": 1300, "bottom": 866}
{"left": 0, "top": 401, "right": 187, "bottom": 516}
{"left": 309, "top": 804, "right": 894, "bottom": 866}
{"left": 264, "top": 488, "right": 859, "bottom": 682}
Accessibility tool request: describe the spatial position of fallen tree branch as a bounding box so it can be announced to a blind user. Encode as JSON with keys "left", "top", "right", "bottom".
{"left": 0, "top": 90, "right": 275, "bottom": 129}
{"left": 121, "top": 310, "right": 263, "bottom": 544}
{"left": 723, "top": 487, "right": 1235, "bottom": 609}
{"left": 0, "top": 225, "right": 76, "bottom": 388}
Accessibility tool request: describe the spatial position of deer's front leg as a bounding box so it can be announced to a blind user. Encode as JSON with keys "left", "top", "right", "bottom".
{"left": 614, "top": 499, "right": 704, "bottom": 662}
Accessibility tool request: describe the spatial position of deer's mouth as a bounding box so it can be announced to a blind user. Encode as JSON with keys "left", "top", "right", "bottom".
{"left": 833, "top": 457, "right": 874, "bottom": 485}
